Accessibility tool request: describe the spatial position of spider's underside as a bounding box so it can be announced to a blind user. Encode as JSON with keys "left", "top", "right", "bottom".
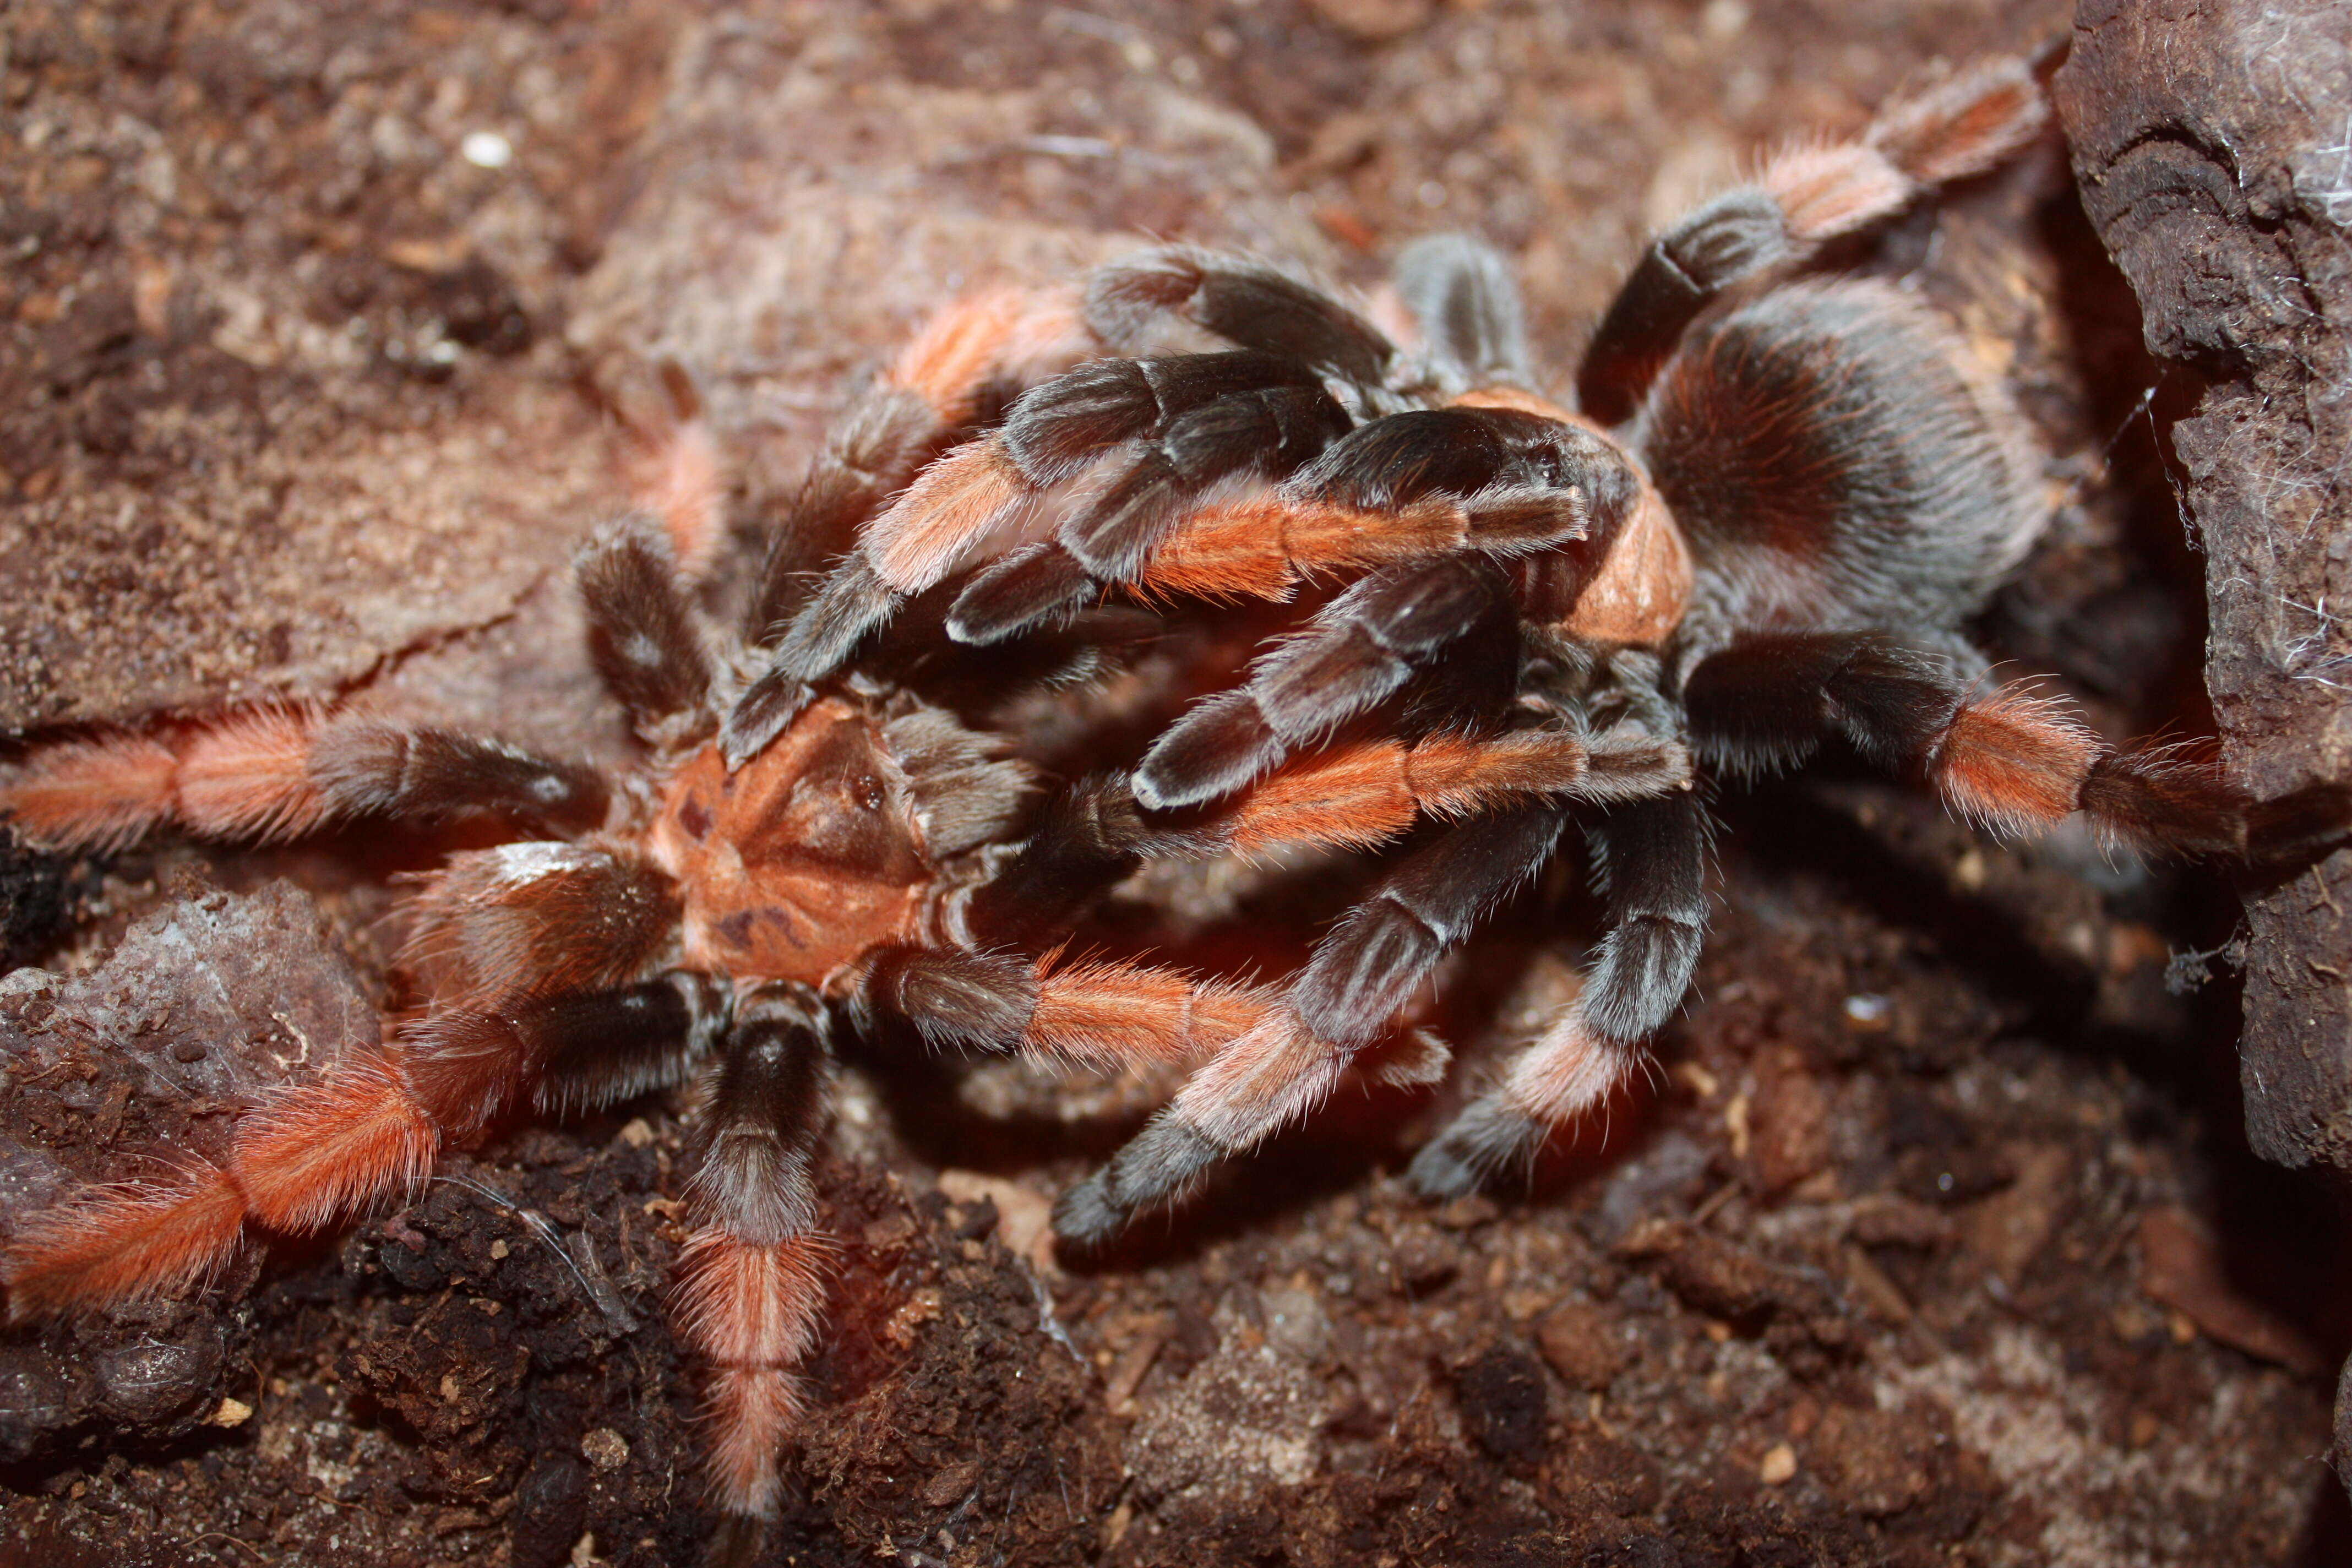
{"left": 2, "top": 52, "right": 2344, "bottom": 1545}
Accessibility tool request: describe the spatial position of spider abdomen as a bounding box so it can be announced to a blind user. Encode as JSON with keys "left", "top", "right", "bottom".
{"left": 1637, "top": 278, "right": 2042, "bottom": 655}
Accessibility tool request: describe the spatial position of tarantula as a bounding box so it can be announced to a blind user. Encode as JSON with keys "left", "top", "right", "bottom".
{"left": 4, "top": 50, "right": 2343, "bottom": 1543}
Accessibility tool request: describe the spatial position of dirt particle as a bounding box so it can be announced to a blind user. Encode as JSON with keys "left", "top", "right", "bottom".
{"left": 921, "top": 1459, "right": 979, "bottom": 1508}
{"left": 1757, "top": 1443, "right": 1797, "bottom": 1485}
{"left": 1537, "top": 1299, "right": 1631, "bottom": 1391}
{"left": 579, "top": 1428, "right": 629, "bottom": 1472}
{"left": 1453, "top": 1346, "right": 1549, "bottom": 1462}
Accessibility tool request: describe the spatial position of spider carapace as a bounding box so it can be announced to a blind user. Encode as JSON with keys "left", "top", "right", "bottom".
{"left": 3, "top": 52, "right": 2344, "bottom": 1548}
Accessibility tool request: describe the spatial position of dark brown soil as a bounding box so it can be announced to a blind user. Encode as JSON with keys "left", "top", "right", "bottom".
{"left": 3, "top": 3, "right": 2348, "bottom": 1566}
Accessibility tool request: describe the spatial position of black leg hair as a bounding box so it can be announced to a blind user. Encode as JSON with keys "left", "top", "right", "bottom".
{"left": 740, "top": 252, "right": 1395, "bottom": 720}
{"left": 1292, "top": 804, "right": 1570, "bottom": 1048}
{"left": 1286, "top": 405, "right": 1637, "bottom": 556}
{"left": 1133, "top": 553, "right": 1518, "bottom": 810}
{"left": 306, "top": 722, "right": 611, "bottom": 838}
{"left": 1681, "top": 631, "right": 1956, "bottom": 781}
{"left": 999, "top": 350, "right": 1338, "bottom": 487}
{"left": 2247, "top": 782, "right": 2352, "bottom": 874}
{"left": 393, "top": 972, "right": 732, "bottom": 1136}
{"left": 1391, "top": 234, "right": 1534, "bottom": 390}
{"left": 742, "top": 387, "right": 940, "bottom": 646}
{"left": 1409, "top": 788, "right": 1711, "bottom": 1196}
{"left": 529, "top": 971, "right": 734, "bottom": 1117}
{"left": 688, "top": 984, "right": 830, "bottom": 1240}
{"left": 946, "top": 378, "right": 1354, "bottom": 644}
{"left": 1086, "top": 247, "right": 1396, "bottom": 386}
{"left": 1575, "top": 185, "right": 1794, "bottom": 427}
{"left": 720, "top": 557, "right": 895, "bottom": 768}
{"left": 1053, "top": 804, "right": 1569, "bottom": 1246}
{"left": 577, "top": 516, "right": 714, "bottom": 748}
{"left": 953, "top": 775, "right": 1148, "bottom": 946}
{"left": 849, "top": 947, "right": 1037, "bottom": 1055}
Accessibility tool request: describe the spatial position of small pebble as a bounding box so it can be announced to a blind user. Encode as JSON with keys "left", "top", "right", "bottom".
{"left": 581, "top": 1428, "right": 630, "bottom": 1472}
{"left": 460, "top": 130, "right": 513, "bottom": 168}
{"left": 1758, "top": 1443, "right": 1798, "bottom": 1485}
{"left": 1842, "top": 993, "right": 1892, "bottom": 1030}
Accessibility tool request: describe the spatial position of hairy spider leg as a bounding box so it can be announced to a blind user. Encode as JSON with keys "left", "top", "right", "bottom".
{"left": 1684, "top": 630, "right": 2261, "bottom": 855}
{"left": 926, "top": 236, "right": 1532, "bottom": 646}
{"left": 1, "top": 972, "right": 723, "bottom": 1319}
{"left": 0, "top": 707, "right": 610, "bottom": 854}
{"left": 1134, "top": 402, "right": 1633, "bottom": 605}
{"left": 944, "top": 360, "right": 1355, "bottom": 643}
{"left": 1132, "top": 554, "right": 1524, "bottom": 811}
{"left": 598, "top": 359, "right": 731, "bottom": 580}
{"left": 966, "top": 239, "right": 1623, "bottom": 625}
{"left": 728, "top": 288, "right": 1098, "bottom": 758}
{"left": 1053, "top": 805, "right": 1573, "bottom": 1245}
{"left": 1201, "top": 726, "right": 1686, "bottom": 861}
{"left": 852, "top": 946, "right": 1281, "bottom": 1071}
{"left": 1576, "top": 56, "right": 2049, "bottom": 425}
{"left": 577, "top": 515, "right": 718, "bottom": 749}
{"left": 673, "top": 983, "right": 833, "bottom": 1521}
{"left": 1410, "top": 791, "right": 1712, "bottom": 1194}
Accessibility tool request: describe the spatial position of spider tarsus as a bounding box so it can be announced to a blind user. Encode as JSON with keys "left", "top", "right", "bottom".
{"left": 2247, "top": 781, "right": 2352, "bottom": 873}
{"left": 1406, "top": 1095, "right": 1544, "bottom": 1200}
{"left": 1133, "top": 692, "right": 1286, "bottom": 812}
{"left": 766, "top": 553, "right": 898, "bottom": 689}
{"left": 719, "top": 668, "right": 813, "bottom": 772}
{"left": 1049, "top": 1112, "right": 1223, "bottom": 1249}
{"left": 945, "top": 542, "right": 1093, "bottom": 645}
{"left": 1391, "top": 233, "right": 1533, "bottom": 389}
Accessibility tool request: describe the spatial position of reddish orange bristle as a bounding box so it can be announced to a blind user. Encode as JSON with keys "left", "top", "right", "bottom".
{"left": 885, "top": 286, "right": 1087, "bottom": 423}
{"left": 0, "top": 732, "right": 179, "bottom": 852}
{"left": 3, "top": 1168, "right": 247, "bottom": 1319}
{"left": 673, "top": 1234, "right": 827, "bottom": 1367}
{"left": 1141, "top": 501, "right": 1298, "bottom": 602}
{"left": 1404, "top": 732, "right": 1592, "bottom": 815}
{"left": 1226, "top": 742, "right": 1414, "bottom": 856}
{"left": 230, "top": 1055, "right": 439, "bottom": 1233}
{"left": 1761, "top": 141, "right": 1912, "bottom": 243}
{"left": 635, "top": 418, "right": 728, "bottom": 578}
{"left": 1934, "top": 689, "right": 2099, "bottom": 835}
{"left": 702, "top": 1364, "right": 802, "bottom": 1518}
{"left": 1027, "top": 959, "right": 1273, "bottom": 1068}
{"left": 176, "top": 708, "right": 327, "bottom": 841}
{"left": 863, "top": 440, "right": 1029, "bottom": 595}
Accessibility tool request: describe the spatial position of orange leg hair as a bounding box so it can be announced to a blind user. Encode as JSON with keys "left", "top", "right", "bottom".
{"left": 1210, "top": 727, "right": 1687, "bottom": 861}
{"left": 672, "top": 983, "right": 835, "bottom": 1518}
{"left": 0, "top": 709, "right": 608, "bottom": 854}
{"left": 6, "top": 1046, "right": 447, "bottom": 1319}
{"left": 848, "top": 288, "right": 1098, "bottom": 600}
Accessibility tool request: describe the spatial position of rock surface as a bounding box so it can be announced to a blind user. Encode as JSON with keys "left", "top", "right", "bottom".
{"left": 2056, "top": 0, "right": 2352, "bottom": 1493}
